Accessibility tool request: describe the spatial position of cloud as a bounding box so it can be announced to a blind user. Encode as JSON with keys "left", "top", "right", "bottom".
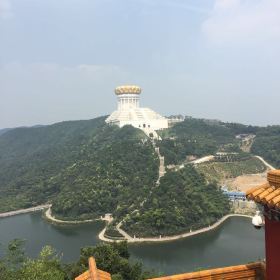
{"left": 0, "top": 0, "right": 13, "bottom": 19}
{"left": 202, "top": 0, "right": 280, "bottom": 44}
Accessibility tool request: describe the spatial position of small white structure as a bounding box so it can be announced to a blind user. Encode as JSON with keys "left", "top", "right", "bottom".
{"left": 106, "top": 85, "right": 168, "bottom": 131}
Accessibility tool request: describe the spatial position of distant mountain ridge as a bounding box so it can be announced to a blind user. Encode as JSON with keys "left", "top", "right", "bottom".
{"left": 0, "top": 128, "right": 12, "bottom": 136}
{"left": 0, "top": 125, "right": 45, "bottom": 137}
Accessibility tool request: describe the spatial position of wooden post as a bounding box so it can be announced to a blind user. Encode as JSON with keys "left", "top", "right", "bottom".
{"left": 265, "top": 214, "right": 280, "bottom": 280}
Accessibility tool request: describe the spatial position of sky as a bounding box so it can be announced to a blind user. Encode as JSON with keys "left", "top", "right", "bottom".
{"left": 0, "top": 0, "right": 280, "bottom": 128}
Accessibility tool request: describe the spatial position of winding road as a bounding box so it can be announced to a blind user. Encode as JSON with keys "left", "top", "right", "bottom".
{"left": 98, "top": 214, "right": 253, "bottom": 243}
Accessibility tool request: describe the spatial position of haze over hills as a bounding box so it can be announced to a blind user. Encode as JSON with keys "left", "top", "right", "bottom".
{"left": 0, "top": 125, "right": 45, "bottom": 137}
{"left": 0, "top": 128, "right": 12, "bottom": 136}
{"left": 0, "top": 115, "right": 279, "bottom": 236}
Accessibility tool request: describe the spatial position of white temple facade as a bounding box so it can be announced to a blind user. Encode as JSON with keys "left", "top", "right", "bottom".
{"left": 106, "top": 85, "right": 168, "bottom": 131}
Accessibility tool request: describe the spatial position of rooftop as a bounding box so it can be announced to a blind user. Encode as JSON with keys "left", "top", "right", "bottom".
{"left": 75, "top": 258, "right": 111, "bottom": 280}
{"left": 246, "top": 169, "right": 280, "bottom": 209}
{"left": 76, "top": 258, "right": 265, "bottom": 280}
{"left": 115, "top": 85, "right": 142, "bottom": 95}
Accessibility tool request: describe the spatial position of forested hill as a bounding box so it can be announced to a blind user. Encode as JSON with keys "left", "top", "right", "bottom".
{"left": 251, "top": 126, "right": 280, "bottom": 168}
{"left": 158, "top": 119, "right": 244, "bottom": 165}
{"left": 158, "top": 118, "right": 280, "bottom": 168}
{"left": 1, "top": 115, "right": 280, "bottom": 236}
{"left": 0, "top": 117, "right": 159, "bottom": 219}
{"left": 124, "top": 165, "right": 230, "bottom": 237}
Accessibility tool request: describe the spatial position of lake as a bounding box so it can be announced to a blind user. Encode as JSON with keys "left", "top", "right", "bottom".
{"left": 0, "top": 212, "right": 265, "bottom": 275}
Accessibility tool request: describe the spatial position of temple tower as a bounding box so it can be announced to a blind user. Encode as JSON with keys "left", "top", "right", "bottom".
{"left": 115, "top": 85, "right": 141, "bottom": 110}
{"left": 106, "top": 85, "right": 168, "bottom": 131}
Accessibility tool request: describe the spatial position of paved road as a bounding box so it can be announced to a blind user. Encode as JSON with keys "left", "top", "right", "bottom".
{"left": 0, "top": 204, "right": 51, "bottom": 218}
{"left": 99, "top": 214, "right": 252, "bottom": 243}
{"left": 179, "top": 155, "right": 215, "bottom": 169}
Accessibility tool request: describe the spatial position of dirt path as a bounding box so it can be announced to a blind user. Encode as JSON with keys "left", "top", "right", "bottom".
{"left": 254, "top": 155, "right": 275, "bottom": 170}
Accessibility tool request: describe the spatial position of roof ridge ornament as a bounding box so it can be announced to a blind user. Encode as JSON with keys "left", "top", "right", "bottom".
{"left": 267, "top": 170, "right": 280, "bottom": 188}
{"left": 115, "top": 85, "right": 142, "bottom": 95}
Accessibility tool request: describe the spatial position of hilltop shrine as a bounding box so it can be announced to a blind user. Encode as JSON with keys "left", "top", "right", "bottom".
{"left": 105, "top": 85, "right": 168, "bottom": 132}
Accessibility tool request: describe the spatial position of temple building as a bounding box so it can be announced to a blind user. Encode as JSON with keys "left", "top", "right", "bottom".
{"left": 105, "top": 85, "right": 168, "bottom": 131}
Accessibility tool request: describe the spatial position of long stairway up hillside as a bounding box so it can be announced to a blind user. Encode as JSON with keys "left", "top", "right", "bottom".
{"left": 141, "top": 127, "right": 165, "bottom": 185}
{"left": 154, "top": 146, "right": 165, "bottom": 185}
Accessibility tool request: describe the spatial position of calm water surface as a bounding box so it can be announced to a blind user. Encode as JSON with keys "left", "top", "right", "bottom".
{"left": 0, "top": 212, "right": 265, "bottom": 275}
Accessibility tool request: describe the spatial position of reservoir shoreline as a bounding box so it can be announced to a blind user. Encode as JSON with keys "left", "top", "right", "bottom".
{"left": 0, "top": 205, "right": 252, "bottom": 244}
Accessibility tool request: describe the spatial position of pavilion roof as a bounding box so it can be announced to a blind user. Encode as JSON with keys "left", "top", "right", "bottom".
{"left": 246, "top": 170, "right": 280, "bottom": 209}
{"left": 147, "top": 262, "right": 265, "bottom": 280}
{"left": 75, "top": 257, "right": 111, "bottom": 280}
{"left": 75, "top": 258, "right": 265, "bottom": 280}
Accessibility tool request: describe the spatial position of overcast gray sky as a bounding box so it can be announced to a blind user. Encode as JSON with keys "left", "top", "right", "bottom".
{"left": 0, "top": 0, "right": 280, "bottom": 128}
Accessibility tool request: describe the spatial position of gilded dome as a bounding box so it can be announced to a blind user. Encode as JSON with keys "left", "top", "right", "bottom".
{"left": 115, "top": 85, "right": 141, "bottom": 95}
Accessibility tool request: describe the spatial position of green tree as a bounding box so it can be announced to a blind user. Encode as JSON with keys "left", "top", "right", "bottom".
{"left": 20, "top": 246, "right": 65, "bottom": 280}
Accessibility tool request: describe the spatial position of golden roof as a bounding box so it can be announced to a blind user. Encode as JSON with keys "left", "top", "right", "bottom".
{"left": 115, "top": 85, "right": 141, "bottom": 95}
{"left": 246, "top": 169, "right": 280, "bottom": 209}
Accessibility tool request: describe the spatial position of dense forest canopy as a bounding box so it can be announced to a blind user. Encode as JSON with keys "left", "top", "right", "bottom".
{"left": 0, "top": 117, "right": 158, "bottom": 218}
{"left": 123, "top": 165, "right": 230, "bottom": 237}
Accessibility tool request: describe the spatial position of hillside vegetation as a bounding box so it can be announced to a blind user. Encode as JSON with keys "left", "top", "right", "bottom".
{"left": 0, "top": 240, "right": 155, "bottom": 280}
{"left": 123, "top": 165, "right": 230, "bottom": 237}
{"left": 158, "top": 119, "right": 241, "bottom": 165}
{"left": 158, "top": 118, "right": 280, "bottom": 169}
{"left": 251, "top": 126, "right": 280, "bottom": 168}
{"left": 1, "top": 115, "right": 280, "bottom": 237}
{"left": 0, "top": 117, "right": 159, "bottom": 220}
